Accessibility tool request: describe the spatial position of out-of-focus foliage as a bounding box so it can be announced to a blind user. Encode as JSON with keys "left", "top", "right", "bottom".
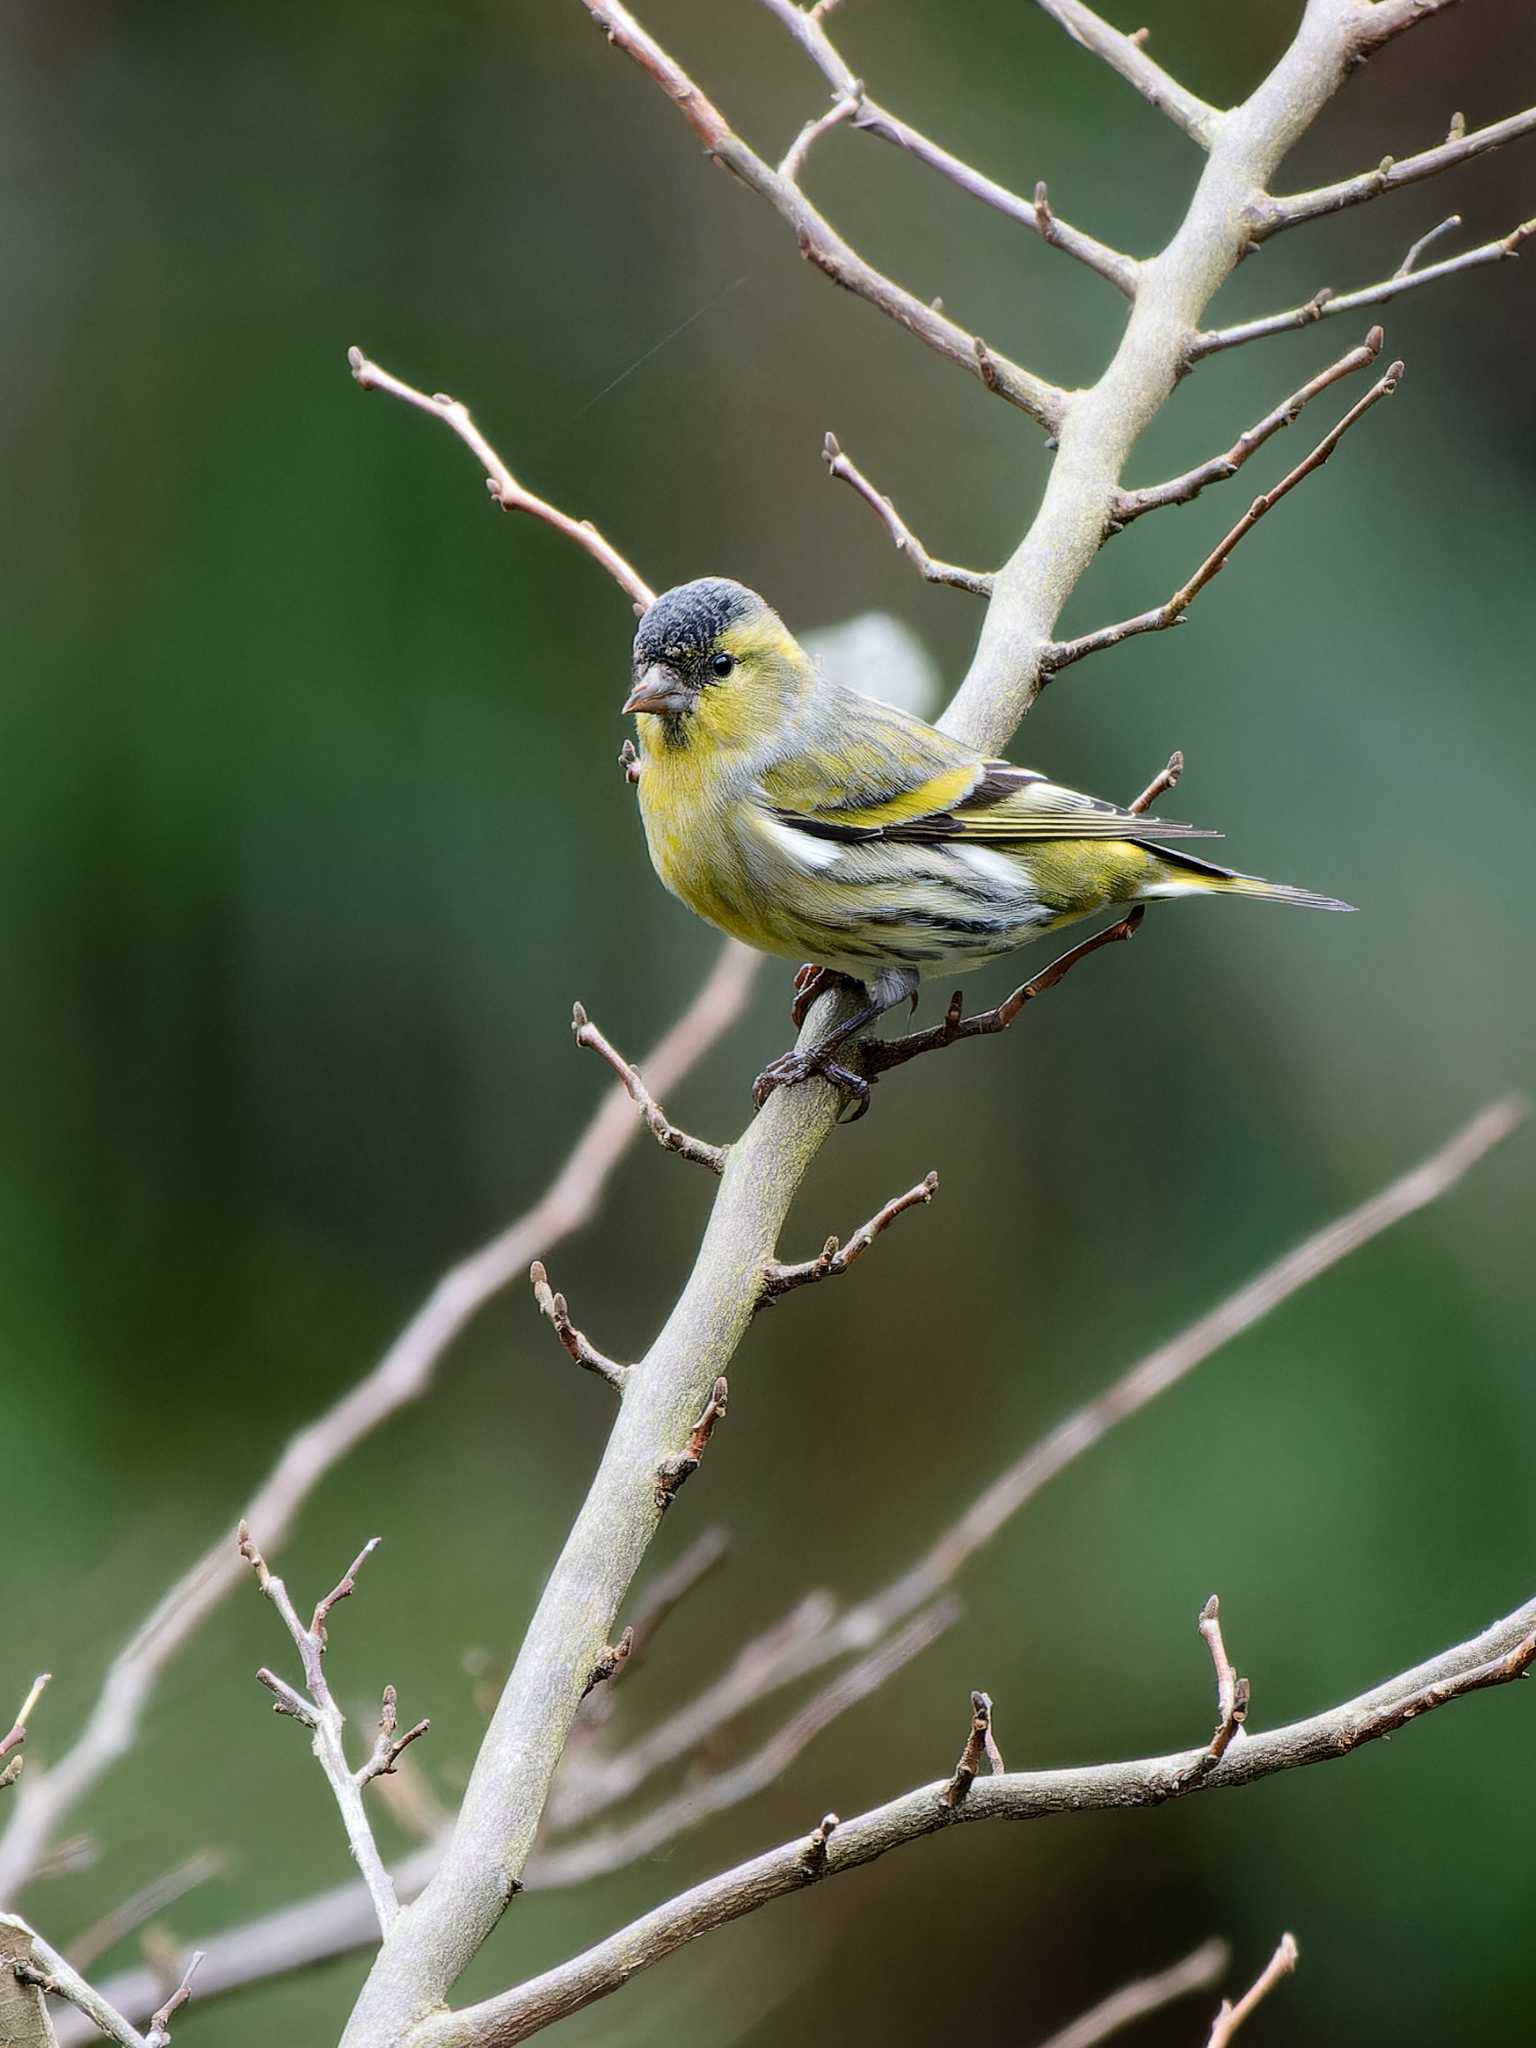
{"left": 3, "top": 2, "right": 1534, "bottom": 2041}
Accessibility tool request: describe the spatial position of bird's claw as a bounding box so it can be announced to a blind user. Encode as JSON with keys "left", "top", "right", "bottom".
{"left": 751, "top": 1045, "right": 872, "bottom": 1119}
{"left": 790, "top": 964, "right": 850, "bottom": 1031}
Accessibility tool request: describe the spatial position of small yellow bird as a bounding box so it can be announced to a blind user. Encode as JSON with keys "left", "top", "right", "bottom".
{"left": 623, "top": 578, "right": 1351, "bottom": 1107}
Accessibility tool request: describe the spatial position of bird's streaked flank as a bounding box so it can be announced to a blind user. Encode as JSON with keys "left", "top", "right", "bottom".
{"left": 624, "top": 579, "right": 1351, "bottom": 1107}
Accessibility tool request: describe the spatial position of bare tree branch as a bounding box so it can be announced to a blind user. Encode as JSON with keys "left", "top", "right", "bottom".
{"left": 143, "top": 1952, "right": 203, "bottom": 2048}
{"left": 761, "top": 1171, "right": 940, "bottom": 1298}
{"left": 347, "top": 347, "right": 655, "bottom": 612}
{"left": 579, "top": 1, "right": 1068, "bottom": 429}
{"left": 1035, "top": 1938, "right": 1230, "bottom": 2048}
{"left": 65, "top": 1100, "right": 1524, "bottom": 2038}
{"left": 0, "top": 938, "right": 756, "bottom": 1903}
{"left": 358, "top": 1688, "right": 433, "bottom": 1789}
{"left": 822, "top": 434, "right": 994, "bottom": 595}
{"left": 655, "top": 1378, "right": 730, "bottom": 1510}
{"left": 863, "top": 909, "right": 1146, "bottom": 1078}
{"left": 1190, "top": 220, "right": 1536, "bottom": 358}
{"left": 756, "top": 0, "right": 1139, "bottom": 294}
{"left": 1190, "top": 1598, "right": 1251, "bottom": 1776}
{"left": 1, "top": 1914, "right": 143, "bottom": 2048}
{"left": 1033, "top": 0, "right": 1219, "bottom": 147}
{"left": 0, "top": 1677, "right": 51, "bottom": 1794}
{"left": 1047, "top": 357, "right": 1403, "bottom": 674}
{"left": 939, "top": 1689, "right": 1004, "bottom": 1809}
{"left": 778, "top": 93, "right": 858, "bottom": 184}
{"left": 570, "top": 1002, "right": 725, "bottom": 1172}
{"left": 1127, "top": 749, "right": 1183, "bottom": 815}
{"left": 1259, "top": 104, "right": 1536, "bottom": 238}
{"left": 238, "top": 1526, "right": 411, "bottom": 1934}
{"left": 1204, "top": 1934, "right": 1299, "bottom": 2047}
{"left": 410, "top": 1606, "right": 1536, "bottom": 2047}
{"left": 529, "top": 1262, "right": 630, "bottom": 1393}
{"left": 1114, "top": 327, "right": 1384, "bottom": 524}
{"left": 553, "top": 1098, "right": 1524, "bottom": 1834}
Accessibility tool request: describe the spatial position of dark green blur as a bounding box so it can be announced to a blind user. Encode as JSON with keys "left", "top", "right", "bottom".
{"left": 3, "top": 1, "right": 1535, "bottom": 2040}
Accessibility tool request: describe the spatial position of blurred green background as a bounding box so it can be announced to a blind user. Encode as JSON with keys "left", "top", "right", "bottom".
{"left": 4, "top": 1, "right": 1535, "bottom": 2041}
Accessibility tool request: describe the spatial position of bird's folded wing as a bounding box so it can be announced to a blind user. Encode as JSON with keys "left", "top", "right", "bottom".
{"left": 763, "top": 756, "right": 1221, "bottom": 844}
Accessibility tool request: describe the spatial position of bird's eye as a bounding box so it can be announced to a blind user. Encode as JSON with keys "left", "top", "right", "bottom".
{"left": 709, "top": 651, "right": 735, "bottom": 678}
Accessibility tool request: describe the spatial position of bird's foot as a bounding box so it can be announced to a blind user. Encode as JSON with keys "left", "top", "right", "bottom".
{"left": 790, "top": 964, "right": 857, "bottom": 1030}
{"left": 751, "top": 1043, "right": 872, "bottom": 1120}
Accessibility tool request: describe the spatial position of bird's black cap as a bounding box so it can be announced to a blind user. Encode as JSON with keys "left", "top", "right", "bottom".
{"left": 633, "top": 578, "right": 763, "bottom": 669}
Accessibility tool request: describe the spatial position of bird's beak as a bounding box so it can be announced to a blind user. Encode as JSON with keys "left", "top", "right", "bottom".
{"left": 623, "top": 665, "right": 691, "bottom": 717}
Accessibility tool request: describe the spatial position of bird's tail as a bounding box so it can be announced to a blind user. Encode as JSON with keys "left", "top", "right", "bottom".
{"left": 1143, "top": 841, "right": 1355, "bottom": 913}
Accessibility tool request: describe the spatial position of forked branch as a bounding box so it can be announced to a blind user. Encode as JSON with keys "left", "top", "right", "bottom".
{"left": 238, "top": 1525, "right": 421, "bottom": 1935}
{"left": 1191, "top": 223, "right": 1536, "bottom": 359}
{"left": 1049, "top": 358, "right": 1403, "bottom": 674}
{"left": 1115, "top": 328, "right": 1384, "bottom": 524}
{"left": 1260, "top": 105, "right": 1536, "bottom": 238}
{"left": 580, "top": 1, "right": 1067, "bottom": 429}
{"left": 756, "top": 0, "right": 1138, "bottom": 294}
{"left": 412, "top": 1602, "right": 1536, "bottom": 2047}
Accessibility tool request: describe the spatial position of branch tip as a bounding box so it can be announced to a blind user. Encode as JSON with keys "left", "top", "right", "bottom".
{"left": 762, "top": 1171, "right": 940, "bottom": 1298}
{"left": 572, "top": 1003, "right": 727, "bottom": 1171}
{"left": 145, "top": 1949, "right": 205, "bottom": 2047}
{"left": 346, "top": 345, "right": 655, "bottom": 609}
{"left": 941, "top": 1688, "right": 1001, "bottom": 1808}
{"left": 656, "top": 1377, "right": 730, "bottom": 1510}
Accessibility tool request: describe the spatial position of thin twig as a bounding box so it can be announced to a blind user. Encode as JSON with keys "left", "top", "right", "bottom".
{"left": 1034, "top": 1938, "right": 1230, "bottom": 2048}
{"left": 570, "top": 1002, "right": 725, "bottom": 1171}
{"left": 1259, "top": 104, "right": 1536, "bottom": 238}
{"left": 939, "top": 1690, "right": 1003, "bottom": 1809}
{"left": 0, "top": 1676, "right": 51, "bottom": 1792}
{"left": 1127, "top": 750, "right": 1182, "bottom": 815}
{"left": 1114, "top": 328, "right": 1383, "bottom": 524}
{"left": 863, "top": 910, "right": 1145, "bottom": 1076}
{"left": 779, "top": 93, "right": 858, "bottom": 183}
{"left": 1394, "top": 213, "right": 1461, "bottom": 275}
{"left": 1, "top": 1914, "right": 144, "bottom": 2048}
{"left": 529, "top": 1262, "right": 630, "bottom": 1393}
{"left": 1195, "top": 1598, "right": 1250, "bottom": 1772}
{"left": 655, "top": 1379, "right": 730, "bottom": 1509}
{"left": 1191, "top": 222, "right": 1536, "bottom": 358}
{"left": 0, "top": 938, "right": 757, "bottom": 1901}
{"left": 357, "top": 1687, "right": 433, "bottom": 1788}
{"left": 822, "top": 434, "right": 994, "bottom": 594}
{"left": 238, "top": 1525, "right": 406, "bottom": 1934}
{"left": 1204, "top": 1934, "right": 1299, "bottom": 2047}
{"left": 69, "top": 1103, "right": 1525, "bottom": 2033}
{"left": 761, "top": 1172, "right": 940, "bottom": 1297}
{"left": 755, "top": 0, "right": 1137, "bottom": 292}
{"left": 554, "top": 1101, "right": 1524, "bottom": 1835}
{"left": 1048, "top": 360, "right": 1403, "bottom": 673}
{"left": 581, "top": 0, "right": 1066, "bottom": 428}
{"left": 144, "top": 1953, "right": 203, "bottom": 2048}
{"left": 347, "top": 347, "right": 655, "bottom": 613}
{"left": 1033, "top": 0, "right": 1218, "bottom": 146}
{"left": 413, "top": 1601, "right": 1536, "bottom": 2048}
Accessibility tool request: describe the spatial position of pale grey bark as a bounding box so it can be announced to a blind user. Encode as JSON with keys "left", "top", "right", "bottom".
{"left": 339, "top": 5, "right": 1522, "bottom": 2044}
